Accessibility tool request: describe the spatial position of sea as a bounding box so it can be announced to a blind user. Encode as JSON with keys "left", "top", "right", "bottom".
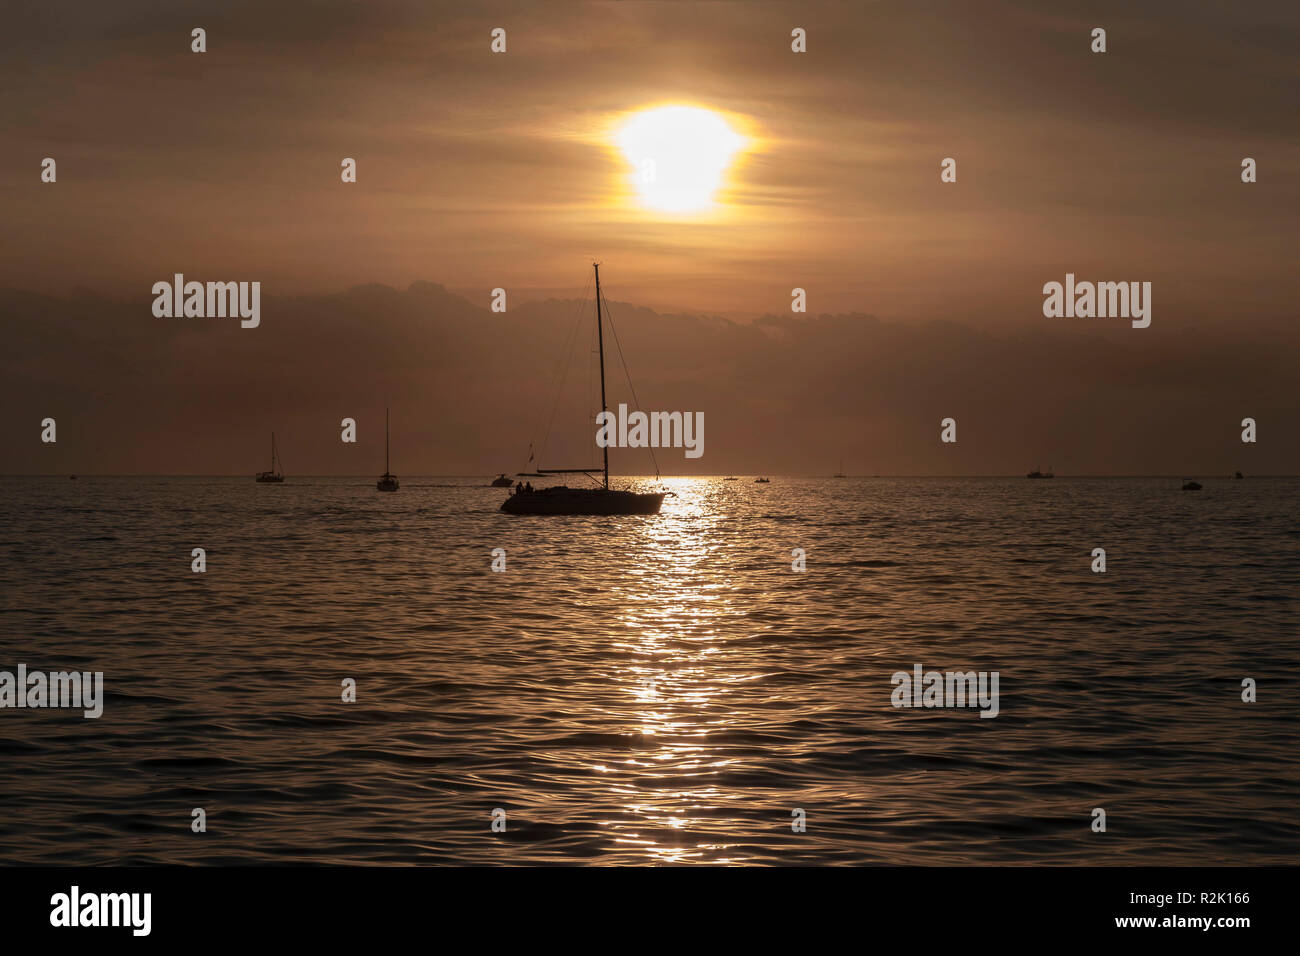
{"left": 1, "top": 475, "right": 1296, "bottom": 865}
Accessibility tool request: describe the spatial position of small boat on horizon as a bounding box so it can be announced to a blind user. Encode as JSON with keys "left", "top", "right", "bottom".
{"left": 501, "top": 263, "right": 664, "bottom": 516}
{"left": 1182, "top": 479, "right": 1202, "bottom": 491}
{"left": 722, "top": 476, "right": 739, "bottom": 481}
{"left": 256, "top": 432, "right": 285, "bottom": 483}
{"left": 833, "top": 457, "right": 846, "bottom": 478}
{"left": 1027, "top": 465, "right": 1054, "bottom": 478}
{"left": 754, "top": 477, "right": 770, "bottom": 483}
{"left": 490, "top": 474, "right": 513, "bottom": 487}
{"left": 376, "top": 408, "right": 399, "bottom": 492}
{"left": 1233, "top": 471, "right": 1244, "bottom": 479}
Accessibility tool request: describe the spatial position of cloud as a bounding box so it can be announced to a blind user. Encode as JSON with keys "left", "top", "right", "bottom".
{"left": 3, "top": 282, "right": 1294, "bottom": 475}
{"left": 2, "top": 0, "right": 1296, "bottom": 317}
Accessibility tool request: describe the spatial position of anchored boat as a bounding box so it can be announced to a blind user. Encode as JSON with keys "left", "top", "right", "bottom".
{"left": 501, "top": 263, "right": 664, "bottom": 516}
{"left": 256, "top": 432, "right": 285, "bottom": 483}
{"left": 376, "top": 408, "right": 399, "bottom": 492}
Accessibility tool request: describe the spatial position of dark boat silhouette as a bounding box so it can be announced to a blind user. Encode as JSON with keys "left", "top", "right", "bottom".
{"left": 1182, "top": 479, "right": 1202, "bottom": 490}
{"left": 1027, "top": 465, "right": 1054, "bottom": 478}
{"left": 722, "top": 476, "right": 739, "bottom": 481}
{"left": 833, "top": 457, "right": 846, "bottom": 477}
{"left": 376, "top": 408, "right": 399, "bottom": 492}
{"left": 255, "top": 432, "right": 284, "bottom": 483}
{"left": 754, "top": 477, "right": 770, "bottom": 483}
{"left": 502, "top": 263, "right": 664, "bottom": 517}
{"left": 490, "top": 474, "right": 513, "bottom": 487}
{"left": 1233, "top": 471, "right": 1244, "bottom": 479}
{"left": 502, "top": 484, "right": 664, "bottom": 515}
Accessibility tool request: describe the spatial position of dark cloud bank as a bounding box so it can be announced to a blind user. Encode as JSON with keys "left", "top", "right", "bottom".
{"left": 3, "top": 283, "right": 1294, "bottom": 476}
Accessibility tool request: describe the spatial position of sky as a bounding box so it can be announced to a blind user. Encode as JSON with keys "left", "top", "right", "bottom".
{"left": 2, "top": 0, "right": 1297, "bottom": 473}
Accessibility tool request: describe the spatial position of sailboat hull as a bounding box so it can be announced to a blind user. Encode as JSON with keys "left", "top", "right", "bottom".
{"left": 501, "top": 487, "right": 664, "bottom": 515}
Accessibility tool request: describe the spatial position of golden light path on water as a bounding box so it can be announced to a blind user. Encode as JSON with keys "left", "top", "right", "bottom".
{"left": 4, "top": 474, "right": 1292, "bottom": 865}
{"left": 598, "top": 478, "right": 756, "bottom": 863}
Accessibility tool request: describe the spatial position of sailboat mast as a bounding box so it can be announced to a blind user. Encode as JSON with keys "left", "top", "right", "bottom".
{"left": 271, "top": 432, "right": 276, "bottom": 471}
{"left": 594, "top": 262, "right": 609, "bottom": 490}
{"left": 385, "top": 408, "right": 390, "bottom": 472}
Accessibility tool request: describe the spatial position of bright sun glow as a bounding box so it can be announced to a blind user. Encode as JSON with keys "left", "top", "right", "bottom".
{"left": 616, "top": 106, "right": 746, "bottom": 214}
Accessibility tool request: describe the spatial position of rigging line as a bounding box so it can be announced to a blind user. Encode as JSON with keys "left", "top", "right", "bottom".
{"left": 589, "top": 295, "right": 597, "bottom": 472}
{"left": 535, "top": 274, "right": 592, "bottom": 468}
{"left": 600, "top": 288, "right": 661, "bottom": 480}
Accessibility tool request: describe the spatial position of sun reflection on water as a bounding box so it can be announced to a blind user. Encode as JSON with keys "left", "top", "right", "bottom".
{"left": 595, "top": 477, "right": 759, "bottom": 862}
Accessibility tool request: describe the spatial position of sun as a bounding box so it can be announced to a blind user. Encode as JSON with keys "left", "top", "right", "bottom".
{"left": 616, "top": 105, "right": 747, "bottom": 214}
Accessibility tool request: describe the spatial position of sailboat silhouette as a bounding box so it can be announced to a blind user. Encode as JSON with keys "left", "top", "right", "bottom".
{"left": 377, "top": 408, "right": 399, "bottom": 492}
{"left": 255, "top": 432, "right": 284, "bottom": 483}
{"left": 501, "top": 263, "right": 664, "bottom": 515}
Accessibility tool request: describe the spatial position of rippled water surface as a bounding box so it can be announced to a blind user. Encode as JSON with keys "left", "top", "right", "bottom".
{"left": 1, "top": 476, "right": 1297, "bottom": 865}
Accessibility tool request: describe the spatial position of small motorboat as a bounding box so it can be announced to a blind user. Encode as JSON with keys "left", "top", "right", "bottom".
{"left": 491, "top": 474, "right": 513, "bottom": 487}
{"left": 722, "top": 477, "right": 739, "bottom": 481}
{"left": 754, "top": 477, "right": 770, "bottom": 483}
{"left": 1027, "top": 465, "right": 1054, "bottom": 478}
{"left": 1182, "top": 480, "right": 1202, "bottom": 491}
{"left": 1233, "top": 471, "right": 1244, "bottom": 479}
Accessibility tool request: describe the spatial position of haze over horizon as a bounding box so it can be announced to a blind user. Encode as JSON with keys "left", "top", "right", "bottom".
{"left": 3, "top": 0, "right": 1296, "bottom": 474}
{"left": 4, "top": 279, "right": 1293, "bottom": 476}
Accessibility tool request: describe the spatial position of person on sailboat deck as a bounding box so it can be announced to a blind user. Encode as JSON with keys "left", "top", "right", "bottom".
{"left": 524, "top": 481, "right": 534, "bottom": 493}
{"left": 515, "top": 481, "right": 523, "bottom": 494}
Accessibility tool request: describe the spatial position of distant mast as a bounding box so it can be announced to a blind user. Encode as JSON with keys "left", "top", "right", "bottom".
{"left": 257, "top": 430, "right": 284, "bottom": 482}
{"left": 376, "top": 407, "right": 399, "bottom": 491}
{"left": 594, "top": 262, "right": 609, "bottom": 491}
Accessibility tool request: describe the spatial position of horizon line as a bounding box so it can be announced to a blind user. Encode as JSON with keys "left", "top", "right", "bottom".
{"left": 4, "top": 473, "right": 1288, "bottom": 480}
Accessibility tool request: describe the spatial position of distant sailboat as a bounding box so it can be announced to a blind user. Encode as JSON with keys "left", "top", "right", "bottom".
{"left": 1027, "top": 465, "right": 1054, "bottom": 478}
{"left": 377, "top": 408, "right": 399, "bottom": 492}
{"left": 833, "top": 458, "right": 846, "bottom": 478}
{"left": 256, "top": 432, "right": 284, "bottom": 483}
{"left": 502, "top": 263, "right": 664, "bottom": 516}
